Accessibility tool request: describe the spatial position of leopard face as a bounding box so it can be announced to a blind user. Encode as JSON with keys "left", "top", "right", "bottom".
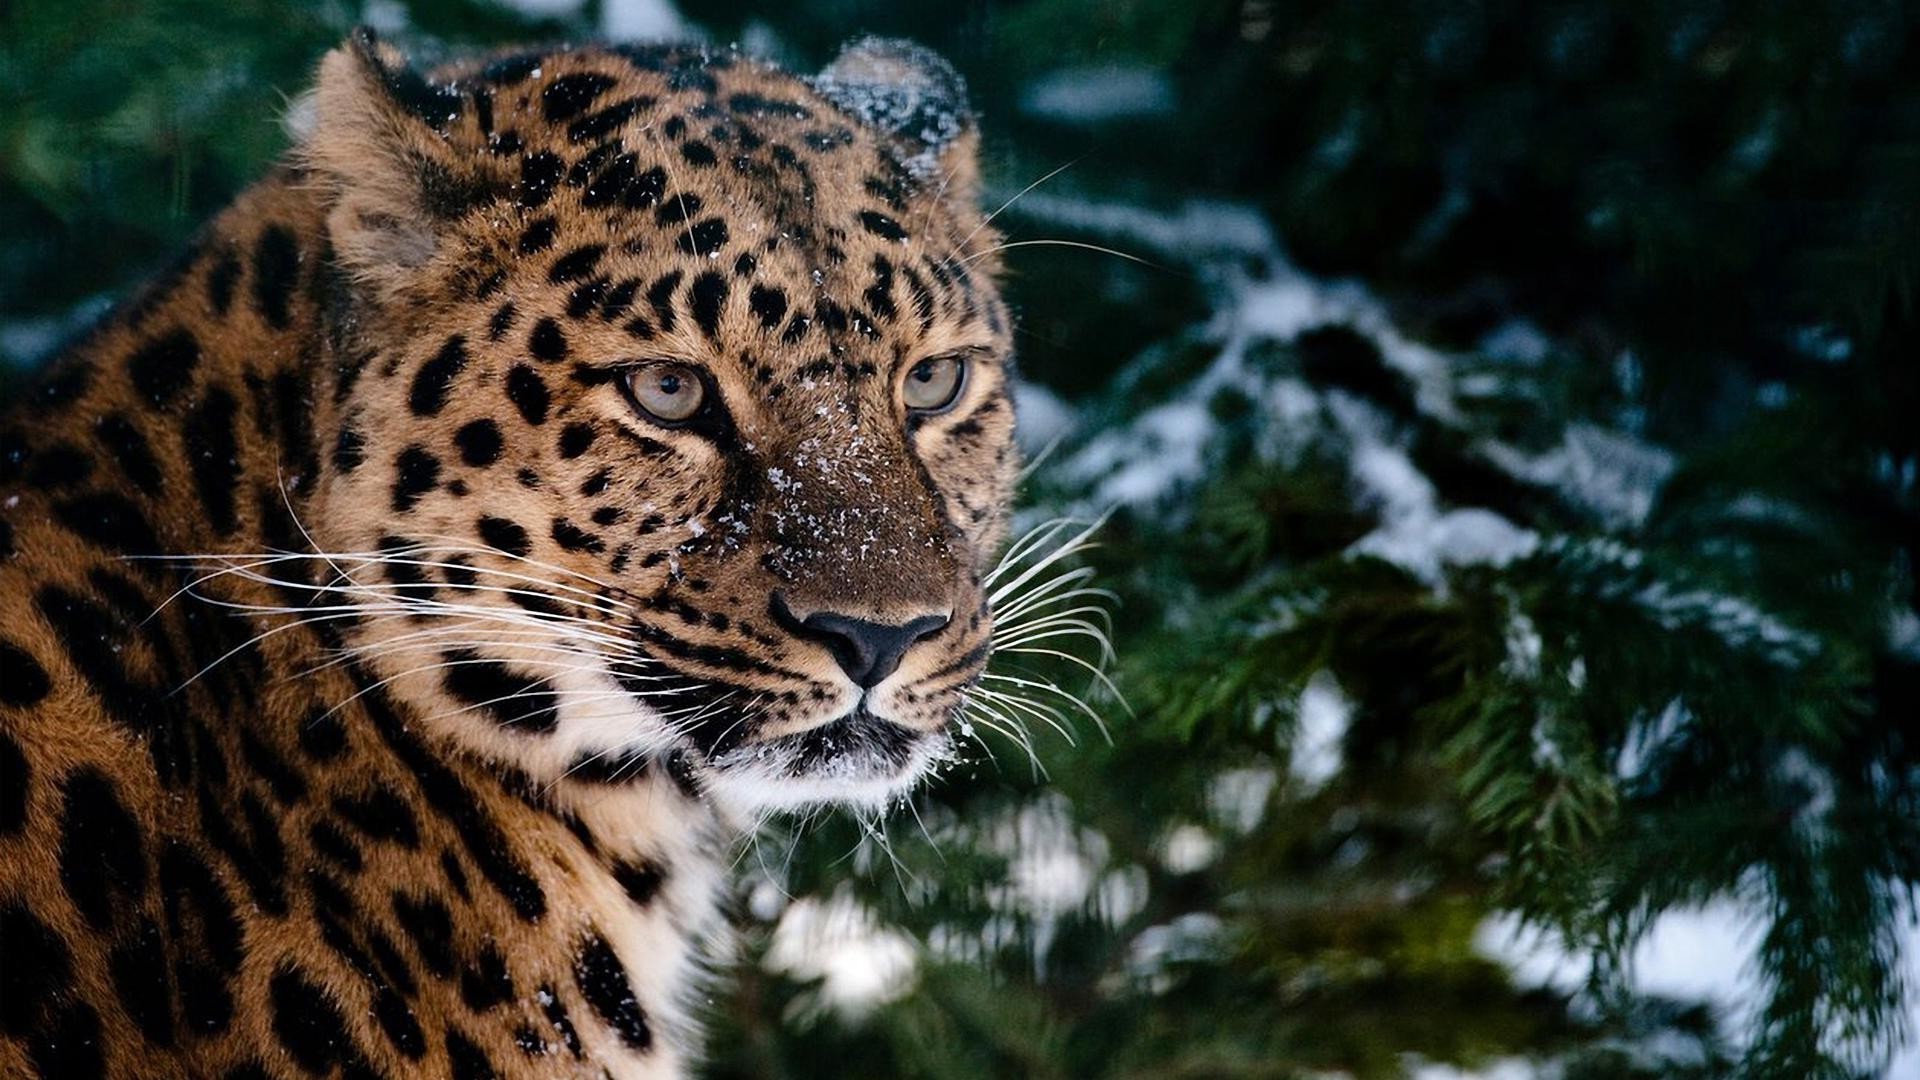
{"left": 303, "top": 34, "right": 1016, "bottom": 815}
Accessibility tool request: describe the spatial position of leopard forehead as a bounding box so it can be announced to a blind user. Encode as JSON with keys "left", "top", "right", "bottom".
{"left": 328, "top": 40, "right": 1009, "bottom": 379}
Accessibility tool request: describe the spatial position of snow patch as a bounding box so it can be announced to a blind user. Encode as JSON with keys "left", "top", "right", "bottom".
{"left": 1207, "top": 766, "right": 1278, "bottom": 833}
{"left": 1021, "top": 65, "right": 1175, "bottom": 122}
{"left": 1127, "top": 912, "right": 1228, "bottom": 990}
{"left": 1889, "top": 608, "right": 1920, "bottom": 662}
{"left": 1011, "top": 193, "right": 1274, "bottom": 262}
{"left": 1341, "top": 414, "right": 1539, "bottom": 583}
{"left": 1479, "top": 424, "right": 1675, "bottom": 529}
{"left": 922, "top": 793, "right": 1119, "bottom": 970}
{"left": 360, "top": 0, "right": 409, "bottom": 34}
{"left": 1023, "top": 194, "right": 1671, "bottom": 569}
{"left": 764, "top": 888, "right": 918, "bottom": 1019}
{"left": 997, "top": 795, "right": 1108, "bottom": 922}
{"left": 0, "top": 294, "right": 113, "bottom": 368}
{"left": 1071, "top": 399, "right": 1213, "bottom": 505}
{"left": 1404, "top": 1058, "right": 1543, "bottom": 1080}
{"left": 1616, "top": 700, "right": 1689, "bottom": 782}
{"left": 1476, "top": 900, "right": 1772, "bottom": 1047}
{"left": 1095, "top": 864, "right": 1151, "bottom": 927}
{"left": 1158, "top": 823, "right": 1219, "bottom": 874}
{"left": 1479, "top": 319, "right": 1553, "bottom": 366}
{"left": 1012, "top": 378, "right": 1078, "bottom": 455}
{"left": 602, "top": 0, "right": 688, "bottom": 41}
{"left": 1630, "top": 578, "right": 1819, "bottom": 665}
{"left": 494, "top": 0, "right": 585, "bottom": 16}
{"left": 1890, "top": 914, "right": 1920, "bottom": 1078}
{"left": 1291, "top": 671, "right": 1350, "bottom": 789}
{"left": 1793, "top": 324, "right": 1854, "bottom": 364}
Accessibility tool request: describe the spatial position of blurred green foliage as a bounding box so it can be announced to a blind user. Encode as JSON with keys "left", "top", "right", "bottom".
{"left": 5, "top": 2, "right": 1917, "bottom": 1078}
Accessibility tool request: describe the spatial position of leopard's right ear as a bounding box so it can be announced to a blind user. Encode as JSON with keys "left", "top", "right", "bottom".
{"left": 816, "top": 37, "right": 979, "bottom": 201}
{"left": 301, "top": 29, "right": 485, "bottom": 298}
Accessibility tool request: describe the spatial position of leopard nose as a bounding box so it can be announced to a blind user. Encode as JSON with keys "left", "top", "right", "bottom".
{"left": 771, "top": 594, "right": 951, "bottom": 689}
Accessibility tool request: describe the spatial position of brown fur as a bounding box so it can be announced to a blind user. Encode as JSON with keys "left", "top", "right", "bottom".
{"left": 0, "top": 31, "right": 1015, "bottom": 1078}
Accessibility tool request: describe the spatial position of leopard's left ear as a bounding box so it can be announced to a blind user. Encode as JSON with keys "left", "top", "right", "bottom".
{"left": 815, "top": 37, "right": 981, "bottom": 203}
{"left": 302, "top": 28, "right": 487, "bottom": 298}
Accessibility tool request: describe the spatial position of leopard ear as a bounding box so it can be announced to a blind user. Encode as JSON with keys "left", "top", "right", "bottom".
{"left": 303, "top": 29, "right": 480, "bottom": 297}
{"left": 815, "top": 37, "right": 980, "bottom": 201}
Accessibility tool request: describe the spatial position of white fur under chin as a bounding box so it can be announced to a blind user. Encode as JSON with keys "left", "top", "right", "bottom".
{"left": 702, "top": 729, "right": 955, "bottom": 819}
{"left": 548, "top": 666, "right": 953, "bottom": 817}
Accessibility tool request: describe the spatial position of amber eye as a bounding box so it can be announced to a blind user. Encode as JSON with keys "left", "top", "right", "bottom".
{"left": 626, "top": 363, "right": 706, "bottom": 423}
{"left": 903, "top": 354, "right": 967, "bottom": 413}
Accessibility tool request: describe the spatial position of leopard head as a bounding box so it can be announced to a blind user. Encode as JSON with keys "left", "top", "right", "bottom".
{"left": 300, "top": 32, "right": 1017, "bottom": 814}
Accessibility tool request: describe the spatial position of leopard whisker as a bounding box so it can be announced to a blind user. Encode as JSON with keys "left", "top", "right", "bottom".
{"left": 273, "top": 469, "right": 363, "bottom": 608}
{"left": 951, "top": 696, "right": 1002, "bottom": 769}
{"left": 992, "top": 585, "right": 1116, "bottom": 633}
{"left": 900, "top": 785, "right": 946, "bottom": 864}
{"left": 993, "top": 643, "right": 1127, "bottom": 724}
{"left": 398, "top": 531, "right": 635, "bottom": 595}
{"left": 854, "top": 808, "right": 922, "bottom": 894}
{"left": 971, "top": 684, "right": 1078, "bottom": 746}
{"left": 197, "top": 547, "right": 631, "bottom": 617}
{"left": 203, "top": 566, "right": 631, "bottom": 623}
{"left": 911, "top": 147, "right": 973, "bottom": 239}
{"left": 142, "top": 538, "right": 630, "bottom": 621}
{"left": 296, "top": 638, "right": 665, "bottom": 683}
{"left": 188, "top": 587, "right": 639, "bottom": 652}
{"left": 955, "top": 237, "right": 1159, "bottom": 271}
{"left": 541, "top": 689, "right": 749, "bottom": 795}
{"left": 352, "top": 658, "right": 716, "bottom": 739}
{"left": 161, "top": 593, "right": 639, "bottom": 694}
{"left": 161, "top": 603, "right": 373, "bottom": 695}
{"left": 329, "top": 556, "right": 629, "bottom": 617}
{"left": 983, "top": 517, "right": 1084, "bottom": 587}
{"left": 314, "top": 616, "right": 649, "bottom": 661}
{"left": 1014, "top": 431, "right": 1068, "bottom": 485}
{"left": 959, "top": 695, "right": 1045, "bottom": 778}
{"left": 945, "top": 157, "right": 1081, "bottom": 268}
{"left": 549, "top": 742, "right": 650, "bottom": 789}
{"left": 350, "top": 537, "right": 637, "bottom": 608}
{"left": 992, "top": 618, "right": 1118, "bottom": 663}
{"left": 679, "top": 700, "right": 756, "bottom": 761}
{"left": 992, "top": 562, "right": 1101, "bottom": 610}
{"left": 985, "top": 516, "right": 1108, "bottom": 602}
{"left": 978, "top": 671, "right": 1112, "bottom": 744}
{"left": 133, "top": 550, "right": 326, "bottom": 622}
{"left": 990, "top": 603, "right": 1117, "bottom": 650}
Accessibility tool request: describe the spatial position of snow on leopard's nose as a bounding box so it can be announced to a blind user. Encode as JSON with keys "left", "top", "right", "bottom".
{"left": 754, "top": 413, "right": 963, "bottom": 614}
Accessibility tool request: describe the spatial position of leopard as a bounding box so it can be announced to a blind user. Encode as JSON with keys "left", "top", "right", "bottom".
{"left": 0, "top": 28, "right": 1022, "bottom": 1079}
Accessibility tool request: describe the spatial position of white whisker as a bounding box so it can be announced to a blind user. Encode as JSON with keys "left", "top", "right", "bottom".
{"left": 947, "top": 158, "right": 1081, "bottom": 267}
{"left": 972, "top": 684, "right": 1077, "bottom": 746}
{"left": 957, "top": 238, "right": 1159, "bottom": 271}
{"left": 962, "top": 696, "right": 1045, "bottom": 780}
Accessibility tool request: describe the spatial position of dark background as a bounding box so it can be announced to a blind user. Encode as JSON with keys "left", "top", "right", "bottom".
{"left": 4, "top": 2, "right": 1917, "bottom": 1077}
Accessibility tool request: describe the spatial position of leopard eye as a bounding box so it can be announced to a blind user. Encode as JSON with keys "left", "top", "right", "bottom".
{"left": 626, "top": 363, "right": 706, "bottom": 424}
{"left": 903, "top": 354, "right": 966, "bottom": 413}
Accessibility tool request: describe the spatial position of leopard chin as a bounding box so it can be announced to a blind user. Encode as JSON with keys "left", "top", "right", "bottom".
{"left": 703, "top": 707, "right": 952, "bottom": 814}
